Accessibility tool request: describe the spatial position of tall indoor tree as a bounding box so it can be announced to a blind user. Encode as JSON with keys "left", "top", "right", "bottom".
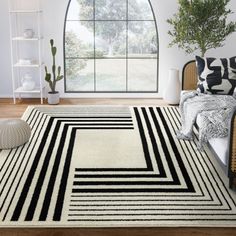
{"left": 167, "top": 0, "right": 236, "bottom": 56}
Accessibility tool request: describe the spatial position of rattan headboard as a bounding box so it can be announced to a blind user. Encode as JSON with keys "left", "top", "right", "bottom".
{"left": 182, "top": 60, "right": 198, "bottom": 90}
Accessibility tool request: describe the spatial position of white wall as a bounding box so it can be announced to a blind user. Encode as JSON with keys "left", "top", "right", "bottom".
{"left": 0, "top": 0, "right": 13, "bottom": 97}
{"left": 0, "top": 0, "right": 236, "bottom": 98}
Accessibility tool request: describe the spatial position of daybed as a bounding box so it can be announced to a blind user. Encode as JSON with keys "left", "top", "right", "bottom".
{"left": 182, "top": 60, "right": 236, "bottom": 189}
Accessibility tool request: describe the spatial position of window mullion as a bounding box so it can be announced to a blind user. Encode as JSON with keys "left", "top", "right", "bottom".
{"left": 126, "top": 0, "right": 128, "bottom": 92}
{"left": 94, "top": 0, "right": 96, "bottom": 92}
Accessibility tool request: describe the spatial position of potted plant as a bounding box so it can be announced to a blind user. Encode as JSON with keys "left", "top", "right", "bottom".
{"left": 45, "top": 39, "right": 64, "bottom": 105}
{"left": 167, "top": 0, "right": 236, "bottom": 57}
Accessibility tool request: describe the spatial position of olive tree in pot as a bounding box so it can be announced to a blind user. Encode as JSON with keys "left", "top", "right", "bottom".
{"left": 45, "top": 39, "right": 64, "bottom": 105}
{"left": 167, "top": 0, "right": 236, "bottom": 57}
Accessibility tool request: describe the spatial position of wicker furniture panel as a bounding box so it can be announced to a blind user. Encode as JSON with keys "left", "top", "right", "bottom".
{"left": 182, "top": 61, "right": 198, "bottom": 91}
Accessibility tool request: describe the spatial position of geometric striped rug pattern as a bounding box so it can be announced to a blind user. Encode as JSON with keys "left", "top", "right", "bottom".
{"left": 0, "top": 106, "right": 236, "bottom": 227}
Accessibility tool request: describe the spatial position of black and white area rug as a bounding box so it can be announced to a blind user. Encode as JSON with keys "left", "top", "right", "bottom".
{"left": 0, "top": 106, "right": 236, "bottom": 227}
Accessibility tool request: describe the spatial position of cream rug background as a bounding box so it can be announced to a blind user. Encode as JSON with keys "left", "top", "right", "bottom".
{"left": 0, "top": 105, "right": 235, "bottom": 227}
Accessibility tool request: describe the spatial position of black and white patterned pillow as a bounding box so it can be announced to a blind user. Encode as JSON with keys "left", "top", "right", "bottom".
{"left": 196, "top": 56, "right": 236, "bottom": 95}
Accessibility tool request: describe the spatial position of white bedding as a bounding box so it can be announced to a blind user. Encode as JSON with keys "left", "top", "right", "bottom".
{"left": 196, "top": 115, "right": 228, "bottom": 166}
{"left": 180, "top": 90, "right": 230, "bottom": 166}
{"left": 208, "top": 138, "right": 228, "bottom": 166}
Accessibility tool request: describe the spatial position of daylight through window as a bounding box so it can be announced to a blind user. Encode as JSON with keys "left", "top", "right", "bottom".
{"left": 64, "top": 0, "right": 158, "bottom": 92}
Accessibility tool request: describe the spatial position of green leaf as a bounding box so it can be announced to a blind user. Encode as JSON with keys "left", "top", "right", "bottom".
{"left": 58, "top": 66, "right": 61, "bottom": 75}
{"left": 56, "top": 75, "right": 64, "bottom": 81}
{"left": 52, "top": 65, "right": 56, "bottom": 73}
{"left": 50, "top": 39, "right": 54, "bottom": 47}
{"left": 51, "top": 46, "right": 57, "bottom": 56}
{"left": 167, "top": 0, "right": 236, "bottom": 56}
{"left": 45, "top": 73, "right": 51, "bottom": 82}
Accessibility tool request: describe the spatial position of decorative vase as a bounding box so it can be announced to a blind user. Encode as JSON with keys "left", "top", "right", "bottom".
{"left": 23, "top": 29, "right": 35, "bottom": 39}
{"left": 21, "top": 74, "right": 36, "bottom": 91}
{"left": 163, "top": 68, "right": 181, "bottom": 105}
{"left": 48, "top": 91, "right": 60, "bottom": 105}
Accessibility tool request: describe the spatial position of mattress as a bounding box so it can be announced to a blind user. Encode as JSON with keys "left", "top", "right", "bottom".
{"left": 208, "top": 137, "right": 228, "bottom": 166}
{"left": 196, "top": 115, "right": 228, "bottom": 166}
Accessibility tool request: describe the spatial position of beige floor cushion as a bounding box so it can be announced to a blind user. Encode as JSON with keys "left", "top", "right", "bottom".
{"left": 0, "top": 119, "right": 31, "bottom": 149}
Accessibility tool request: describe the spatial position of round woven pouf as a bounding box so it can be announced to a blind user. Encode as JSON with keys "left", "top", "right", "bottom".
{"left": 0, "top": 119, "right": 31, "bottom": 149}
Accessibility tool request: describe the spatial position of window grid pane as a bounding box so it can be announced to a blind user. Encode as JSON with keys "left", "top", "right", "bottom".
{"left": 96, "top": 59, "right": 127, "bottom": 91}
{"left": 65, "top": 59, "right": 95, "bottom": 91}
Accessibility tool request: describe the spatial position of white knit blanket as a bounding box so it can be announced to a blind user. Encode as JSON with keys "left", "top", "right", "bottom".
{"left": 177, "top": 91, "right": 236, "bottom": 149}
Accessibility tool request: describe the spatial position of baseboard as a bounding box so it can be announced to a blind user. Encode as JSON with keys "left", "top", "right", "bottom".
{"left": 0, "top": 94, "right": 13, "bottom": 98}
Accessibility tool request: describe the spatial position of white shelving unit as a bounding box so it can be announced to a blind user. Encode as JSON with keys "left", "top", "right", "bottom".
{"left": 8, "top": 0, "right": 44, "bottom": 104}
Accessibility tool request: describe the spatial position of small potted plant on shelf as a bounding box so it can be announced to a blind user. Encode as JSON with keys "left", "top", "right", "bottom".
{"left": 45, "top": 39, "right": 64, "bottom": 105}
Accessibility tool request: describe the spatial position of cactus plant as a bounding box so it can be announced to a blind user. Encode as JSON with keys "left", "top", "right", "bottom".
{"left": 45, "top": 39, "right": 64, "bottom": 93}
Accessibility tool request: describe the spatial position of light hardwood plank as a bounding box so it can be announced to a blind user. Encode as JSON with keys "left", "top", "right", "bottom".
{"left": 1, "top": 227, "right": 235, "bottom": 236}
{"left": 0, "top": 98, "right": 168, "bottom": 119}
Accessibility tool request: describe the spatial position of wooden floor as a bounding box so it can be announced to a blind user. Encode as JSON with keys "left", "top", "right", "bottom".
{"left": 0, "top": 98, "right": 168, "bottom": 119}
{"left": 1, "top": 227, "right": 236, "bottom": 236}
{"left": 0, "top": 98, "right": 235, "bottom": 236}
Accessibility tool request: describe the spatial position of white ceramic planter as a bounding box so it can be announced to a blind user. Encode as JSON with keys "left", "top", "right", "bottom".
{"left": 21, "top": 74, "right": 36, "bottom": 91}
{"left": 48, "top": 92, "right": 60, "bottom": 105}
{"left": 163, "top": 69, "right": 181, "bottom": 105}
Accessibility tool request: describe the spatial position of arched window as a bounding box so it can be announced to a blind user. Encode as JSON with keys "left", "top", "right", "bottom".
{"left": 64, "top": 0, "right": 158, "bottom": 92}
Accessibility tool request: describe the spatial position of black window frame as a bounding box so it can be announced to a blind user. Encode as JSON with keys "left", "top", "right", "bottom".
{"left": 63, "top": 0, "right": 159, "bottom": 93}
